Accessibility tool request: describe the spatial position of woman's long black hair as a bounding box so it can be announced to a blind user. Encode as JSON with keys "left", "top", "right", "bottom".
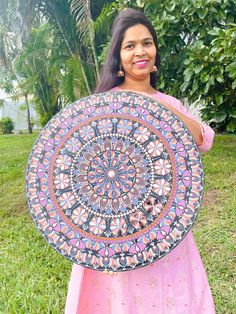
{"left": 94, "top": 8, "right": 161, "bottom": 93}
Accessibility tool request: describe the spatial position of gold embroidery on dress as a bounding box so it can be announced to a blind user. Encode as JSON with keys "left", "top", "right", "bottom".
{"left": 133, "top": 296, "right": 143, "bottom": 306}
{"left": 148, "top": 276, "right": 159, "bottom": 288}
{"left": 166, "top": 296, "right": 175, "bottom": 307}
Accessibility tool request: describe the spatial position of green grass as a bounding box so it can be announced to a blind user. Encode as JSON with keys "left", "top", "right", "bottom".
{"left": 194, "top": 135, "right": 236, "bottom": 314}
{"left": 0, "top": 134, "right": 71, "bottom": 314}
{"left": 0, "top": 134, "right": 235, "bottom": 313}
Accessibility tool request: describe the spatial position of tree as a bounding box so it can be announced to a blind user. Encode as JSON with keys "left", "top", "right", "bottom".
{"left": 147, "top": 0, "right": 236, "bottom": 131}
{"left": 105, "top": 0, "right": 236, "bottom": 131}
{"left": 181, "top": 24, "right": 236, "bottom": 131}
{"left": 0, "top": 0, "right": 96, "bottom": 126}
{"left": 0, "top": 0, "right": 37, "bottom": 133}
{"left": 14, "top": 23, "right": 62, "bottom": 126}
{"left": 5, "top": 0, "right": 235, "bottom": 131}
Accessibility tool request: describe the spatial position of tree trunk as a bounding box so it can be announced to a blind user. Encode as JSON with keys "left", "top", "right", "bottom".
{"left": 25, "top": 93, "right": 32, "bottom": 133}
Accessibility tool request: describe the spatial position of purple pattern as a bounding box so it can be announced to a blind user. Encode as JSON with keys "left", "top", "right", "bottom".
{"left": 25, "top": 91, "right": 204, "bottom": 272}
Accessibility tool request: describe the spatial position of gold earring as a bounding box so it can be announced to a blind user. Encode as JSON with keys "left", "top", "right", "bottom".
{"left": 117, "top": 66, "right": 125, "bottom": 78}
{"left": 152, "top": 65, "right": 158, "bottom": 73}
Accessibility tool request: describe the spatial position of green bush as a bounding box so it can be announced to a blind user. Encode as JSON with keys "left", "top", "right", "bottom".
{"left": 0, "top": 117, "right": 15, "bottom": 134}
{"left": 39, "top": 112, "right": 53, "bottom": 127}
{"left": 121, "top": 0, "right": 236, "bottom": 131}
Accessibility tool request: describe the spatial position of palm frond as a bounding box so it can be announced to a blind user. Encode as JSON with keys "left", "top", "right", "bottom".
{"left": 8, "top": 0, "right": 23, "bottom": 32}
{"left": 93, "top": 2, "right": 117, "bottom": 35}
{"left": 70, "top": 0, "right": 100, "bottom": 81}
{"left": 0, "top": 0, "right": 9, "bottom": 24}
{"left": 70, "top": 0, "right": 92, "bottom": 41}
{"left": 0, "top": 98, "right": 6, "bottom": 107}
{"left": 61, "top": 55, "right": 87, "bottom": 102}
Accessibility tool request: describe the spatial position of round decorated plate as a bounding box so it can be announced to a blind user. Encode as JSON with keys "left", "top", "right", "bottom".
{"left": 26, "top": 91, "right": 204, "bottom": 272}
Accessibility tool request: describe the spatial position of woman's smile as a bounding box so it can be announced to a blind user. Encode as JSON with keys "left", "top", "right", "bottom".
{"left": 133, "top": 59, "right": 149, "bottom": 68}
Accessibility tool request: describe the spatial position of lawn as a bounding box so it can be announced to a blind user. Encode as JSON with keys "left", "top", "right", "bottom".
{"left": 0, "top": 134, "right": 235, "bottom": 313}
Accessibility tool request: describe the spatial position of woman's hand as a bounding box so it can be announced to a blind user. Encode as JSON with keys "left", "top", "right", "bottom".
{"left": 117, "top": 89, "right": 203, "bottom": 146}
{"left": 146, "top": 93, "right": 204, "bottom": 146}
{"left": 162, "top": 102, "right": 204, "bottom": 146}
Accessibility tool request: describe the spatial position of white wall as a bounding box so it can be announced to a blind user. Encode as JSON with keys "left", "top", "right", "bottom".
{"left": 0, "top": 98, "right": 40, "bottom": 131}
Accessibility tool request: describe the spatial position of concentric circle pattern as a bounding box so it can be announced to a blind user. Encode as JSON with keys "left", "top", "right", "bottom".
{"left": 26, "top": 91, "right": 204, "bottom": 271}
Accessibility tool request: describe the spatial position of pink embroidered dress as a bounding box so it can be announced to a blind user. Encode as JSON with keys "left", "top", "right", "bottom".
{"left": 65, "top": 90, "right": 215, "bottom": 314}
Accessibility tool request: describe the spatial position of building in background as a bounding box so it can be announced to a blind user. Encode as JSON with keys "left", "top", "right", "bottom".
{"left": 0, "top": 90, "right": 40, "bottom": 131}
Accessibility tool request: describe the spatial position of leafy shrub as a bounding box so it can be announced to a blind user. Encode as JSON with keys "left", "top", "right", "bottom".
{"left": 181, "top": 25, "right": 236, "bottom": 132}
{"left": 0, "top": 117, "right": 15, "bottom": 134}
{"left": 39, "top": 112, "right": 53, "bottom": 127}
{"left": 123, "top": 0, "right": 236, "bottom": 131}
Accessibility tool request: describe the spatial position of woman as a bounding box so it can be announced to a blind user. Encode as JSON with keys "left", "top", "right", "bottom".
{"left": 65, "top": 8, "right": 215, "bottom": 314}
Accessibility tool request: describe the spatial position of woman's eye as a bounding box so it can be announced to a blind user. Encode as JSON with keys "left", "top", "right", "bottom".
{"left": 125, "top": 44, "right": 134, "bottom": 49}
{"left": 144, "top": 41, "right": 152, "bottom": 46}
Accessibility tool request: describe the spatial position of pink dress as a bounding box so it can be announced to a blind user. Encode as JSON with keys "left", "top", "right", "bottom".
{"left": 65, "top": 91, "right": 215, "bottom": 314}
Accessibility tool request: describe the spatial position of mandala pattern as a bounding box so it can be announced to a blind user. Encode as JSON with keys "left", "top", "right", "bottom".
{"left": 26, "top": 91, "right": 204, "bottom": 272}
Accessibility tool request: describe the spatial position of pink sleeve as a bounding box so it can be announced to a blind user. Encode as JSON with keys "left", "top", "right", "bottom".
{"left": 155, "top": 92, "right": 215, "bottom": 153}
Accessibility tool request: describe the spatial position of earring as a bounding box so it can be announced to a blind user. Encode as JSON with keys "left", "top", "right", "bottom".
{"left": 117, "top": 66, "right": 125, "bottom": 78}
{"left": 152, "top": 65, "right": 158, "bottom": 73}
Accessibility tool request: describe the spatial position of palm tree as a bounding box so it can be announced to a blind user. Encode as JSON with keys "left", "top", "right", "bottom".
{"left": 0, "top": 0, "right": 36, "bottom": 133}
{"left": 33, "top": 0, "right": 95, "bottom": 94}
{"left": 71, "top": 0, "right": 99, "bottom": 81}
{"left": 1, "top": 0, "right": 119, "bottom": 127}
{"left": 14, "top": 23, "right": 63, "bottom": 126}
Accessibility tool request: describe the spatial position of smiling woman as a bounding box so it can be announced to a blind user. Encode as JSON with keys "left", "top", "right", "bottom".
{"left": 65, "top": 8, "right": 215, "bottom": 314}
{"left": 119, "top": 24, "right": 157, "bottom": 92}
{"left": 94, "top": 8, "right": 160, "bottom": 94}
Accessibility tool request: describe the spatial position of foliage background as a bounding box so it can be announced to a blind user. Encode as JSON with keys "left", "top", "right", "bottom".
{"left": 0, "top": 0, "right": 236, "bottom": 131}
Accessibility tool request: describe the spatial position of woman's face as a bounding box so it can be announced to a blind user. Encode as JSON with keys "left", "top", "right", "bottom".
{"left": 120, "top": 24, "right": 157, "bottom": 82}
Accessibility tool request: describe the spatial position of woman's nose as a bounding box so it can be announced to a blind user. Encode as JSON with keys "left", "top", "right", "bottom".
{"left": 134, "top": 46, "right": 145, "bottom": 56}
